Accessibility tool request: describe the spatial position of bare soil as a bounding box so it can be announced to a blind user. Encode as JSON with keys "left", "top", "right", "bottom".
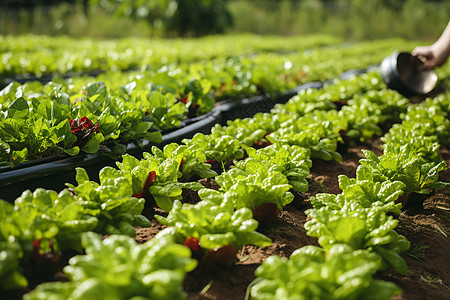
{"left": 136, "top": 137, "right": 450, "bottom": 300}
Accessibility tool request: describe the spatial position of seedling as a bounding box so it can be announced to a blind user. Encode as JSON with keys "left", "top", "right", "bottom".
{"left": 406, "top": 241, "right": 429, "bottom": 262}
{"left": 420, "top": 274, "right": 448, "bottom": 289}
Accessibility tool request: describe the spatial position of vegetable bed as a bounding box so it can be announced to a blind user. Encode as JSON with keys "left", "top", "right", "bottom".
{"left": 3, "top": 71, "right": 448, "bottom": 300}
{"left": 3, "top": 149, "right": 448, "bottom": 300}
{"left": 161, "top": 140, "right": 449, "bottom": 300}
{"left": 1, "top": 35, "right": 450, "bottom": 300}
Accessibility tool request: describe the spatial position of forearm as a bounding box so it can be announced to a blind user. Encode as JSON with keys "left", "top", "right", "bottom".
{"left": 431, "top": 20, "right": 450, "bottom": 65}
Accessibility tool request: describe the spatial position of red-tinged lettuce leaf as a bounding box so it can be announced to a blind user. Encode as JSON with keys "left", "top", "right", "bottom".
{"left": 25, "top": 239, "right": 63, "bottom": 287}
{"left": 68, "top": 116, "right": 102, "bottom": 150}
{"left": 184, "top": 236, "right": 202, "bottom": 259}
{"left": 133, "top": 171, "right": 157, "bottom": 199}
{"left": 252, "top": 203, "right": 280, "bottom": 225}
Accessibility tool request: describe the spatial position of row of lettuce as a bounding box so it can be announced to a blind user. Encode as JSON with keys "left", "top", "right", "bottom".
{"left": 0, "top": 34, "right": 417, "bottom": 81}
{"left": 1, "top": 71, "right": 449, "bottom": 299}
{"left": 251, "top": 92, "right": 450, "bottom": 299}
{"left": 0, "top": 34, "right": 342, "bottom": 79}
{"left": 0, "top": 79, "right": 186, "bottom": 167}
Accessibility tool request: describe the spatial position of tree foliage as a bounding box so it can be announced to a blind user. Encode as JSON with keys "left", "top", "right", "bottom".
{"left": 92, "top": 0, "right": 233, "bottom": 37}
{"left": 2, "top": 0, "right": 232, "bottom": 37}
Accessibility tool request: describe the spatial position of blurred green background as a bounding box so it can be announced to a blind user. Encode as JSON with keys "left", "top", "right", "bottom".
{"left": 1, "top": 0, "right": 449, "bottom": 41}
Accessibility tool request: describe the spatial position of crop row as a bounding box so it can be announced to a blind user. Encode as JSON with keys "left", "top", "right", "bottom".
{"left": 0, "top": 34, "right": 342, "bottom": 79}
{"left": 0, "top": 80, "right": 184, "bottom": 167}
{"left": 1, "top": 68, "right": 449, "bottom": 299}
{"left": 0, "top": 34, "right": 423, "bottom": 83}
{"left": 251, "top": 89, "right": 450, "bottom": 299}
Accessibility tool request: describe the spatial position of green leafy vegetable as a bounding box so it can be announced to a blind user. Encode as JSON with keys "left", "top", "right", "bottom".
{"left": 115, "top": 153, "right": 204, "bottom": 212}
{"left": 216, "top": 158, "right": 294, "bottom": 211}
{"left": 245, "top": 143, "right": 311, "bottom": 193}
{"left": 67, "top": 167, "right": 151, "bottom": 236}
{"left": 305, "top": 205, "right": 410, "bottom": 275}
{"left": 251, "top": 244, "right": 401, "bottom": 300}
{"left": 23, "top": 232, "right": 197, "bottom": 300}
{"left": 183, "top": 132, "right": 245, "bottom": 163}
{"left": 155, "top": 190, "right": 272, "bottom": 252}
{"left": 267, "top": 110, "right": 344, "bottom": 162}
{"left": 311, "top": 165, "right": 405, "bottom": 214}
{"left": 359, "top": 144, "right": 450, "bottom": 203}
{"left": 151, "top": 143, "right": 217, "bottom": 181}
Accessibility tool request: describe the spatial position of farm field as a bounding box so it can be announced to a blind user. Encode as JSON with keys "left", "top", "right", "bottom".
{"left": 143, "top": 139, "right": 448, "bottom": 300}
{"left": 1, "top": 33, "right": 449, "bottom": 300}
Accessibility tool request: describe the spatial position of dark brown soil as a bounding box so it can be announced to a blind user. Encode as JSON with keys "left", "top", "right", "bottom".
{"left": 136, "top": 138, "right": 450, "bottom": 300}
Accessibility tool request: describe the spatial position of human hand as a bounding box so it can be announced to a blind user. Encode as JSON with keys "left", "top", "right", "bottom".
{"left": 412, "top": 45, "right": 447, "bottom": 70}
{"left": 412, "top": 21, "right": 450, "bottom": 70}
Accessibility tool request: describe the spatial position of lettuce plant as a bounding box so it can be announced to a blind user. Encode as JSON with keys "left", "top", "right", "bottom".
{"left": 252, "top": 112, "right": 291, "bottom": 134}
{"left": 320, "top": 72, "right": 385, "bottom": 99}
{"left": 0, "top": 201, "right": 27, "bottom": 290}
{"left": 210, "top": 120, "right": 267, "bottom": 147}
{"left": 350, "top": 89, "right": 408, "bottom": 124}
{"left": 338, "top": 98, "right": 383, "bottom": 141}
{"left": 271, "top": 87, "right": 337, "bottom": 116}
{"left": 0, "top": 96, "right": 104, "bottom": 166}
{"left": 267, "top": 111, "right": 343, "bottom": 162}
{"left": 67, "top": 167, "right": 151, "bottom": 236}
{"left": 427, "top": 92, "right": 450, "bottom": 118}
{"left": 380, "top": 99, "right": 449, "bottom": 163}
{"left": 0, "top": 80, "right": 190, "bottom": 166}
{"left": 182, "top": 132, "right": 245, "bottom": 163}
{"left": 397, "top": 103, "right": 450, "bottom": 145}
{"left": 245, "top": 143, "right": 311, "bottom": 193}
{"left": 155, "top": 189, "right": 272, "bottom": 256}
{"left": 140, "top": 90, "right": 187, "bottom": 131}
{"left": 179, "top": 78, "right": 215, "bottom": 116}
{"left": 23, "top": 232, "right": 197, "bottom": 300}
{"left": 358, "top": 145, "right": 450, "bottom": 204}
{"left": 305, "top": 205, "right": 410, "bottom": 275}
{"left": 150, "top": 143, "right": 217, "bottom": 181}
{"left": 271, "top": 71, "right": 387, "bottom": 118}
{"left": 209, "top": 113, "right": 296, "bottom": 149}
{"left": 0, "top": 238, "right": 25, "bottom": 290}
{"left": 215, "top": 158, "right": 294, "bottom": 211}
{"left": 311, "top": 165, "right": 405, "bottom": 214}
{"left": 250, "top": 244, "right": 401, "bottom": 300}
{"left": 381, "top": 127, "right": 441, "bottom": 163}
{"left": 13, "top": 188, "right": 100, "bottom": 250}
{"left": 76, "top": 82, "right": 164, "bottom": 153}
{"left": 68, "top": 116, "right": 100, "bottom": 148}
{"left": 114, "top": 153, "right": 204, "bottom": 212}
{"left": 0, "top": 188, "right": 99, "bottom": 290}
